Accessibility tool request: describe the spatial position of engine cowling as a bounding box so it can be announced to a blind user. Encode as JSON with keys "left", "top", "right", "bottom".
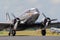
{"left": 44, "top": 17, "right": 51, "bottom": 26}
{"left": 13, "top": 18, "right": 20, "bottom": 30}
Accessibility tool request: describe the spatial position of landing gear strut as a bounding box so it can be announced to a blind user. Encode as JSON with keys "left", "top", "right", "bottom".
{"left": 8, "top": 28, "right": 16, "bottom": 36}
{"left": 41, "top": 29, "right": 46, "bottom": 36}
{"left": 12, "top": 30, "right": 16, "bottom": 36}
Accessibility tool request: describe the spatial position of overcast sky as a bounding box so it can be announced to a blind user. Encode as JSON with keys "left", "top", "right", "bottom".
{"left": 0, "top": 0, "right": 60, "bottom": 22}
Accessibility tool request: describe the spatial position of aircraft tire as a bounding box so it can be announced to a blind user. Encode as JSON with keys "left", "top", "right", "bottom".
{"left": 41, "top": 29, "right": 46, "bottom": 36}
{"left": 8, "top": 33, "right": 10, "bottom": 36}
{"left": 12, "top": 30, "right": 16, "bottom": 36}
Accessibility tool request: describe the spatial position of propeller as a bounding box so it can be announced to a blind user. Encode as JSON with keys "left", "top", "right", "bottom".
{"left": 50, "top": 19, "right": 57, "bottom": 21}
{"left": 42, "top": 13, "right": 57, "bottom": 29}
{"left": 11, "top": 13, "right": 20, "bottom": 30}
{"left": 42, "top": 13, "right": 57, "bottom": 22}
{"left": 42, "top": 13, "right": 47, "bottom": 18}
{"left": 6, "top": 12, "right": 11, "bottom": 21}
{"left": 11, "top": 13, "right": 24, "bottom": 21}
{"left": 11, "top": 13, "right": 17, "bottom": 19}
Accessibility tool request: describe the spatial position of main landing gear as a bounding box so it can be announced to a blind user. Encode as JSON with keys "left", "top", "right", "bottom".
{"left": 8, "top": 29, "right": 16, "bottom": 36}
{"left": 41, "top": 29, "right": 46, "bottom": 36}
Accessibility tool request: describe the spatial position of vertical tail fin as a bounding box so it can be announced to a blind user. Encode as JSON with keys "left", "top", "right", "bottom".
{"left": 6, "top": 12, "right": 11, "bottom": 21}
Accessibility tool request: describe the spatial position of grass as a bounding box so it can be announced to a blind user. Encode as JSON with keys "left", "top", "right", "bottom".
{"left": 0, "top": 29, "right": 60, "bottom": 36}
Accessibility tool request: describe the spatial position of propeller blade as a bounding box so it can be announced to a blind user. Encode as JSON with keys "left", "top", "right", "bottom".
{"left": 42, "top": 13, "right": 47, "bottom": 18}
{"left": 50, "top": 19, "right": 57, "bottom": 21}
{"left": 6, "top": 12, "right": 11, "bottom": 21}
{"left": 11, "top": 13, "right": 16, "bottom": 18}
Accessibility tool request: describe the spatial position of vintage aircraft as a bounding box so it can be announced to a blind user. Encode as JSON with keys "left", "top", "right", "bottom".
{"left": 0, "top": 8, "right": 57, "bottom": 36}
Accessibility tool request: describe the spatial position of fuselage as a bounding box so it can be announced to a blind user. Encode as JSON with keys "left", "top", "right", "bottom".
{"left": 19, "top": 8, "right": 40, "bottom": 24}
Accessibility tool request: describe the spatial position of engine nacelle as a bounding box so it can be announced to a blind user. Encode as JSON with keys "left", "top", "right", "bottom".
{"left": 13, "top": 18, "right": 20, "bottom": 30}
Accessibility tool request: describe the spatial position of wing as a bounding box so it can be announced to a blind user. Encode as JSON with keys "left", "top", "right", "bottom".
{"left": 16, "top": 22, "right": 43, "bottom": 31}
{"left": 16, "top": 22, "right": 58, "bottom": 31}
{"left": 0, "top": 22, "right": 13, "bottom": 31}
